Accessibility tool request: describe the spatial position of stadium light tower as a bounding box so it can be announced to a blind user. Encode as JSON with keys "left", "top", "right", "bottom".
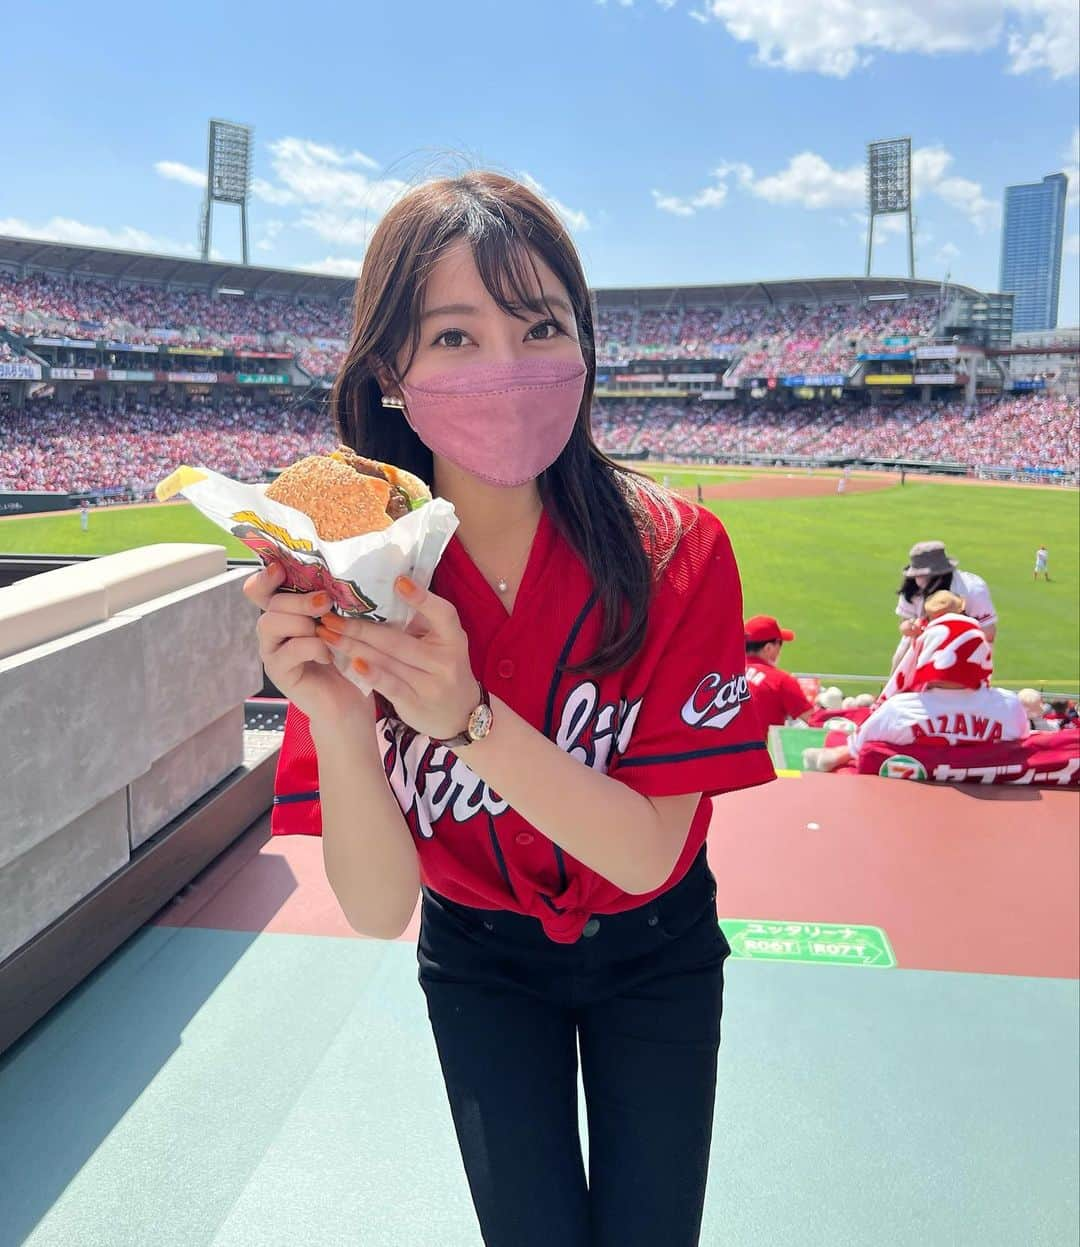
{"left": 199, "top": 119, "right": 253, "bottom": 265}
{"left": 866, "top": 137, "right": 914, "bottom": 279}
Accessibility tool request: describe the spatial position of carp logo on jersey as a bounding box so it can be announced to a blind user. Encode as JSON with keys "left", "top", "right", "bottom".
{"left": 681, "top": 671, "right": 751, "bottom": 731}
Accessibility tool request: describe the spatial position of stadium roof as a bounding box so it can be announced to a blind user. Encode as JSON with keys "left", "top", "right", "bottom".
{"left": 0, "top": 234, "right": 984, "bottom": 307}
{"left": 0, "top": 236, "right": 354, "bottom": 301}
{"left": 592, "top": 275, "right": 983, "bottom": 307}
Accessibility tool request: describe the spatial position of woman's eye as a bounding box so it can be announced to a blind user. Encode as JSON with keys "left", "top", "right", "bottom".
{"left": 434, "top": 329, "right": 469, "bottom": 348}
{"left": 528, "top": 319, "right": 563, "bottom": 341}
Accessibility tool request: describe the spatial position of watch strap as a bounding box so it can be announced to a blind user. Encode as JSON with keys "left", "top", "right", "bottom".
{"left": 432, "top": 682, "right": 490, "bottom": 748}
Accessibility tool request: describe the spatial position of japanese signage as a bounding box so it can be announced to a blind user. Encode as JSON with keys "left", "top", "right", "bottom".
{"left": 721, "top": 919, "right": 896, "bottom": 967}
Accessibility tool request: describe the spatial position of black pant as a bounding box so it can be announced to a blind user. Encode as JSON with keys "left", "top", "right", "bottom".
{"left": 417, "top": 846, "right": 730, "bottom": 1247}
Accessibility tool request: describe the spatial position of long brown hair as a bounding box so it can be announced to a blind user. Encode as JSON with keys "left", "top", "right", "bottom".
{"left": 330, "top": 170, "right": 682, "bottom": 674}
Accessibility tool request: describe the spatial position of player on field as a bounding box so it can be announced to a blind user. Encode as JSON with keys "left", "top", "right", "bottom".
{"left": 249, "top": 171, "right": 774, "bottom": 1247}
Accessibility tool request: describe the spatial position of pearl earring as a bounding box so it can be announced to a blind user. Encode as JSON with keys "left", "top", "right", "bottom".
{"left": 380, "top": 395, "right": 406, "bottom": 410}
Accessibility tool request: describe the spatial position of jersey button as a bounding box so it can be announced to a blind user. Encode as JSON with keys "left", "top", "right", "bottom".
{"left": 496, "top": 658, "right": 515, "bottom": 680}
{"left": 581, "top": 918, "right": 601, "bottom": 939}
{"left": 514, "top": 832, "right": 534, "bottom": 846}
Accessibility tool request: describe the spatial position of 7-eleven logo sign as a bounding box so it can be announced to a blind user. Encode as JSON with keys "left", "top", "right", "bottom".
{"left": 879, "top": 754, "right": 928, "bottom": 781}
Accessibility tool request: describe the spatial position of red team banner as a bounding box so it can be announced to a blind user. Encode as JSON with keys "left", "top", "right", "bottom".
{"left": 843, "top": 728, "right": 1080, "bottom": 786}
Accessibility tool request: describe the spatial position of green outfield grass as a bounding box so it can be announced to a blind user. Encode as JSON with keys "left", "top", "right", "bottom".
{"left": 701, "top": 481, "right": 1079, "bottom": 694}
{"left": 3, "top": 475, "right": 1077, "bottom": 693}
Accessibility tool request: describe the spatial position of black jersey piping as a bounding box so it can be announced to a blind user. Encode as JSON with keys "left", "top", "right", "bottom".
{"left": 617, "top": 740, "right": 768, "bottom": 767}
{"left": 272, "top": 790, "right": 321, "bottom": 805}
{"left": 540, "top": 588, "right": 601, "bottom": 908}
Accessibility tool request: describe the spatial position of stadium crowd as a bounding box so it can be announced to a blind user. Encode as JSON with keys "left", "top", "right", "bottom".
{"left": 0, "top": 272, "right": 347, "bottom": 351}
{"left": 591, "top": 393, "right": 1079, "bottom": 470}
{"left": 0, "top": 395, "right": 333, "bottom": 496}
{"left": 1, "top": 391, "right": 1076, "bottom": 495}
{"left": 595, "top": 297, "right": 938, "bottom": 369}
{"left": 1, "top": 269, "right": 941, "bottom": 376}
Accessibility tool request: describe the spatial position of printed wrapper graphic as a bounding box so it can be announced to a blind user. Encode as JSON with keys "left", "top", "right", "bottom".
{"left": 155, "top": 464, "right": 458, "bottom": 694}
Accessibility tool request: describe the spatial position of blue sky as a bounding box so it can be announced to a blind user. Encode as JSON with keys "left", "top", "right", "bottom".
{"left": 3, "top": 0, "right": 1078, "bottom": 321}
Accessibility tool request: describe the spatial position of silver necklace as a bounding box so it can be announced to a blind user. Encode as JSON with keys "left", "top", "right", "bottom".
{"left": 496, "top": 577, "right": 509, "bottom": 593}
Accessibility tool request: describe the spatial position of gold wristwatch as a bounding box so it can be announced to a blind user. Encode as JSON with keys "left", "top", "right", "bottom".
{"left": 432, "top": 683, "right": 493, "bottom": 748}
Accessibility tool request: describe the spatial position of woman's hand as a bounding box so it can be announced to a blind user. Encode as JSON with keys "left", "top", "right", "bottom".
{"left": 899, "top": 618, "right": 921, "bottom": 637}
{"left": 313, "top": 576, "right": 478, "bottom": 741}
{"left": 243, "top": 562, "right": 373, "bottom": 730}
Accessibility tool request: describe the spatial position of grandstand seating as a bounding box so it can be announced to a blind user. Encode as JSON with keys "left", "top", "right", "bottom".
{"left": 1, "top": 266, "right": 1076, "bottom": 488}
{"left": 0, "top": 271, "right": 345, "bottom": 351}
{"left": 595, "top": 297, "right": 939, "bottom": 370}
{"left": 1, "top": 392, "right": 1075, "bottom": 494}
{"left": 590, "top": 394, "right": 1079, "bottom": 470}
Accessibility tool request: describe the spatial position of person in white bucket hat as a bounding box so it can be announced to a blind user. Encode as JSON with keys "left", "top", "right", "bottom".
{"left": 890, "top": 540, "right": 997, "bottom": 672}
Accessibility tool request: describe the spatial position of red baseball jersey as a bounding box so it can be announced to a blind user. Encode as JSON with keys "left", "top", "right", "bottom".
{"left": 272, "top": 495, "right": 775, "bottom": 942}
{"left": 745, "top": 659, "right": 813, "bottom": 729}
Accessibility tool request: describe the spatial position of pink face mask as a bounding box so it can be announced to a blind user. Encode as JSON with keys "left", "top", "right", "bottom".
{"left": 398, "top": 358, "right": 587, "bottom": 488}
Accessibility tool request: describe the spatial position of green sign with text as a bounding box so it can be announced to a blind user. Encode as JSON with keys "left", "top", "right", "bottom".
{"left": 721, "top": 919, "right": 895, "bottom": 967}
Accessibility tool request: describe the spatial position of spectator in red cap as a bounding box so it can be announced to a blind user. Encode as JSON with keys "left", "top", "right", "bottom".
{"left": 744, "top": 615, "right": 814, "bottom": 730}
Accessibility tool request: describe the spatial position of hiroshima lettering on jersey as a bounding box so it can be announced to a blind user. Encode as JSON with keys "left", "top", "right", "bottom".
{"left": 271, "top": 496, "right": 775, "bottom": 943}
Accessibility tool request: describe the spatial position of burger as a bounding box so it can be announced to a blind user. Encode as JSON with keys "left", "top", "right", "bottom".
{"left": 265, "top": 446, "right": 431, "bottom": 541}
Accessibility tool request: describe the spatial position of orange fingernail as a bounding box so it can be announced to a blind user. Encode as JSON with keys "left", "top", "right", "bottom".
{"left": 315, "top": 625, "right": 339, "bottom": 645}
{"left": 319, "top": 613, "right": 345, "bottom": 633}
{"left": 395, "top": 575, "right": 416, "bottom": 597}
{"left": 351, "top": 657, "right": 369, "bottom": 675}
{"left": 311, "top": 593, "right": 331, "bottom": 610}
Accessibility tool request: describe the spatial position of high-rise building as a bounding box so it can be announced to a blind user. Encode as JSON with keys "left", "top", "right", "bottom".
{"left": 999, "top": 173, "right": 1068, "bottom": 333}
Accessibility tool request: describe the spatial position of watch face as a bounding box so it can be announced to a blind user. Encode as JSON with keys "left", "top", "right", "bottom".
{"left": 467, "top": 702, "right": 494, "bottom": 740}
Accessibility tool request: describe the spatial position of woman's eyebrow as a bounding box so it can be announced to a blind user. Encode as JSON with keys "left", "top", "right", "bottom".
{"left": 421, "top": 295, "right": 573, "bottom": 321}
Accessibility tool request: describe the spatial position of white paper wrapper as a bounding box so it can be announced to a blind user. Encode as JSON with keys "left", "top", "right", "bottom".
{"left": 156, "top": 464, "right": 458, "bottom": 694}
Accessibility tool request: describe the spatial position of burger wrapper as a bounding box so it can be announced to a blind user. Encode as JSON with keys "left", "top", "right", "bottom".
{"left": 155, "top": 464, "right": 458, "bottom": 695}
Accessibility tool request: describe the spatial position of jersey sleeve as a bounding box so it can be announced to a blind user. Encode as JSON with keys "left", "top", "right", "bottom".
{"left": 608, "top": 506, "right": 775, "bottom": 799}
{"left": 961, "top": 574, "right": 997, "bottom": 628}
{"left": 781, "top": 671, "right": 814, "bottom": 719}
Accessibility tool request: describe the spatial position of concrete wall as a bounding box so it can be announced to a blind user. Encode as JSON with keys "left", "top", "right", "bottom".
{"left": 0, "top": 545, "right": 263, "bottom": 966}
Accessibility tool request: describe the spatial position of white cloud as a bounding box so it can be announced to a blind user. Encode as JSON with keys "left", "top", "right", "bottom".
{"left": 1064, "top": 234, "right": 1080, "bottom": 257}
{"left": 255, "top": 220, "right": 285, "bottom": 253}
{"left": 654, "top": 143, "right": 997, "bottom": 230}
{"left": 298, "top": 210, "right": 380, "bottom": 248}
{"left": 519, "top": 172, "right": 592, "bottom": 232}
{"left": 689, "top": 0, "right": 1078, "bottom": 78}
{"left": 750, "top": 152, "right": 864, "bottom": 208}
{"left": 1006, "top": 0, "right": 1079, "bottom": 77}
{"left": 656, "top": 0, "right": 678, "bottom": 8}
{"left": 261, "top": 137, "right": 404, "bottom": 216}
{"left": 243, "top": 136, "right": 407, "bottom": 255}
{"left": 0, "top": 214, "right": 193, "bottom": 255}
{"left": 299, "top": 256, "right": 365, "bottom": 277}
{"left": 154, "top": 160, "right": 207, "bottom": 188}
{"left": 251, "top": 177, "right": 297, "bottom": 206}
{"left": 652, "top": 189, "right": 696, "bottom": 216}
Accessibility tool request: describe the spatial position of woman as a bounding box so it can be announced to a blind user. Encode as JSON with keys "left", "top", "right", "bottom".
{"left": 891, "top": 539, "right": 997, "bottom": 671}
{"left": 246, "top": 171, "right": 773, "bottom": 1247}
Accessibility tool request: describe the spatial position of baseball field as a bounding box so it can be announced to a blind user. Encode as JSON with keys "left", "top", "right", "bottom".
{"left": 3, "top": 465, "right": 1077, "bottom": 694}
